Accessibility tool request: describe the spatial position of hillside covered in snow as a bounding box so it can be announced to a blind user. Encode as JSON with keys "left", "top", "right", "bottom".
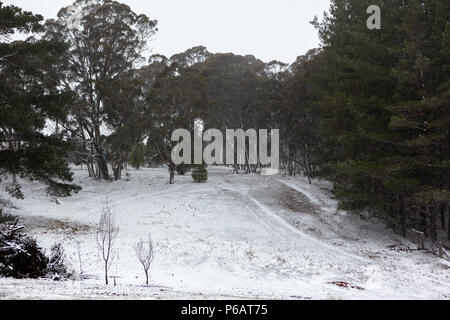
{"left": 0, "top": 167, "right": 449, "bottom": 300}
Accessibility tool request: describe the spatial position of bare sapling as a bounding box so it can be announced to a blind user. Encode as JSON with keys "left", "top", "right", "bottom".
{"left": 96, "top": 200, "right": 119, "bottom": 285}
{"left": 134, "top": 234, "right": 155, "bottom": 286}
{"left": 76, "top": 241, "right": 83, "bottom": 275}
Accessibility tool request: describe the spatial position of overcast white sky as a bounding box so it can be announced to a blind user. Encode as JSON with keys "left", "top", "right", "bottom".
{"left": 6, "top": 0, "right": 331, "bottom": 63}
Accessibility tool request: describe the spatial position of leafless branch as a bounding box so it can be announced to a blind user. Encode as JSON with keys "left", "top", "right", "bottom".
{"left": 134, "top": 234, "right": 155, "bottom": 286}
{"left": 95, "top": 199, "right": 119, "bottom": 285}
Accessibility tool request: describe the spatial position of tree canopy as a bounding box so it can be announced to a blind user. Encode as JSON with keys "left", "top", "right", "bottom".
{"left": 0, "top": 1, "right": 80, "bottom": 199}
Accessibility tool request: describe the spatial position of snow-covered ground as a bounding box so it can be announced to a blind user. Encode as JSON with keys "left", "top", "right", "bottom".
{"left": 0, "top": 167, "right": 449, "bottom": 300}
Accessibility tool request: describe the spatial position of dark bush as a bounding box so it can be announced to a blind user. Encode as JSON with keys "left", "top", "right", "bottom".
{"left": 0, "top": 209, "right": 16, "bottom": 224}
{"left": 176, "top": 164, "right": 191, "bottom": 175}
{"left": 192, "top": 164, "right": 208, "bottom": 183}
{"left": 0, "top": 224, "right": 68, "bottom": 279}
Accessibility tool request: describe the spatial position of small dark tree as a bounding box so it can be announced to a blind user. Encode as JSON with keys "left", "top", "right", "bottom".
{"left": 0, "top": 209, "right": 15, "bottom": 224}
{"left": 192, "top": 164, "right": 208, "bottom": 183}
{"left": 176, "top": 164, "right": 191, "bottom": 176}
{"left": 129, "top": 144, "right": 147, "bottom": 170}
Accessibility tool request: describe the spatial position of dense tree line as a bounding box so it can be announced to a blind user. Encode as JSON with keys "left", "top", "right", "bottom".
{"left": 282, "top": 0, "right": 450, "bottom": 241}
{"left": 1, "top": 0, "right": 448, "bottom": 242}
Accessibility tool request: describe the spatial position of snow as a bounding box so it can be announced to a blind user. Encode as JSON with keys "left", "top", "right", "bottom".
{"left": 0, "top": 167, "right": 449, "bottom": 300}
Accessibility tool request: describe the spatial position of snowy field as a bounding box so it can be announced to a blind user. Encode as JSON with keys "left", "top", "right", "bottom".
{"left": 0, "top": 167, "right": 449, "bottom": 300}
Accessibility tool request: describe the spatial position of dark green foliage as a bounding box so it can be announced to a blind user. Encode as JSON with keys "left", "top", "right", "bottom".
{"left": 0, "top": 224, "right": 69, "bottom": 279}
{"left": 0, "top": 2, "right": 80, "bottom": 198}
{"left": 284, "top": 0, "right": 450, "bottom": 239}
{"left": 0, "top": 225, "right": 47, "bottom": 278}
{"left": 176, "top": 164, "right": 191, "bottom": 176}
{"left": 44, "top": 0, "right": 158, "bottom": 181}
{"left": 192, "top": 164, "right": 208, "bottom": 183}
{"left": 0, "top": 2, "right": 42, "bottom": 37}
{"left": 4, "top": 182, "right": 23, "bottom": 199}
{"left": 145, "top": 58, "right": 206, "bottom": 184}
{"left": 3, "top": 238, "right": 47, "bottom": 279}
{"left": 129, "top": 144, "right": 147, "bottom": 170}
{"left": 103, "top": 75, "right": 149, "bottom": 179}
{"left": 0, "top": 209, "right": 15, "bottom": 224}
{"left": 277, "top": 49, "right": 323, "bottom": 181}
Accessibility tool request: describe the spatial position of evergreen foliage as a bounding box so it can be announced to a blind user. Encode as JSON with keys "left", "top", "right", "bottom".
{"left": 297, "top": 0, "right": 450, "bottom": 239}
{"left": 129, "top": 144, "right": 147, "bottom": 170}
{"left": 0, "top": 224, "right": 68, "bottom": 279}
{"left": 0, "top": 2, "right": 80, "bottom": 199}
{"left": 192, "top": 164, "right": 208, "bottom": 183}
{"left": 0, "top": 208, "right": 15, "bottom": 224}
{"left": 176, "top": 164, "right": 191, "bottom": 176}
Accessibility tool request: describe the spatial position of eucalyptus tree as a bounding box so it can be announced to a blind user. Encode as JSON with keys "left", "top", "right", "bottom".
{"left": 102, "top": 72, "right": 147, "bottom": 180}
{"left": 277, "top": 49, "right": 323, "bottom": 182}
{"left": 198, "top": 53, "right": 279, "bottom": 173}
{"left": 145, "top": 60, "right": 206, "bottom": 184}
{"left": 44, "top": 0, "right": 157, "bottom": 180}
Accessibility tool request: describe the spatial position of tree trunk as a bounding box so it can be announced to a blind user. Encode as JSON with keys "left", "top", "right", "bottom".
{"left": 145, "top": 271, "right": 149, "bottom": 286}
{"left": 430, "top": 206, "right": 437, "bottom": 242}
{"left": 169, "top": 163, "right": 175, "bottom": 184}
{"left": 440, "top": 206, "right": 446, "bottom": 230}
{"left": 87, "top": 161, "right": 94, "bottom": 177}
{"left": 420, "top": 207, "right": 428, "bottom": 237}
{"left": 448, "top": 208, "right": 450, "bottom": 240}
{"left": 96, "top": 155, "right": 109, "bottom": 180}
{"left": 400, "top": 202, "right": 406, "bottom": 238}
{"left": 245, "top": 150, "right": 250, "bottom": 174}
{"left": 113, "top": 162, "right": 123, "bottom": 181}
{"left": 410, "top": 206, "right": 416, "bottom": 230}
{"left": 113, "top": 165, "right": 119, "bottom": 181}
{"left": 105, "top": 264, "right": 108, "bottom": 285}
{"left": 93, "top": 122, "right": 109, "bottom": 180}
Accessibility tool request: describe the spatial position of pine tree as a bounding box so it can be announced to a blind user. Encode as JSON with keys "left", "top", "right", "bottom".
{"left": 385, "top": 0, "right": 450, "bottom": 239}
{"left": 0, "top": 2, "right": 80, "bottom": 198}
{"left": 305, "top": 0, "right": 450, "bottom": 238}
{"left": 145, "top": 61, "right": 203, "bottom": 184}
{"left": 192, "top": 164, "right": 208, "bottom": 183}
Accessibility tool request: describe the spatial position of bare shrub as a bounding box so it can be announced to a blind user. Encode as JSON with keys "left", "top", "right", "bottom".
{"left": 76, "top": 241, "right": 83, "bottom": 275}
{"left": 96, "top": 200, "right": 119, "bottom": 285}
{"left": 134, "top": 234, "right": 155, "bottom": 286}
{"left": 47, "top": 243, "right": 68, "bottom": 280}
